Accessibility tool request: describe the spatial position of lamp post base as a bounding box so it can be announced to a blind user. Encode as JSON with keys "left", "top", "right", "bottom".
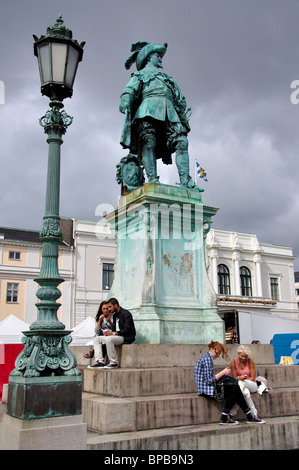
{"left": 9, "top": 329, "right": 81, "bottom": 378}
{"left": 7, "top": 375, "right": 82, "bottom": 420}
{"left": 2, "top": 374, "right": 85, "bottom": 449}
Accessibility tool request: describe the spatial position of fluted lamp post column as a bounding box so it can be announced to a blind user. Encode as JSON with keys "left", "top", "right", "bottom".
{"left": 7, "top": 15, "right": 85, "bottom": 421}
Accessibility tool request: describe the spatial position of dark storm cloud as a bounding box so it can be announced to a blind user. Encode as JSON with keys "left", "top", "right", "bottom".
{"left": 0, "top": 0, "right": 299, "bottom": 269}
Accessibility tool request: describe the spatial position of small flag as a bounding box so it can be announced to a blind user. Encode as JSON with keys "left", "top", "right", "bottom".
{"left": 195, "top": 161, "right": 208, "bottom": 182}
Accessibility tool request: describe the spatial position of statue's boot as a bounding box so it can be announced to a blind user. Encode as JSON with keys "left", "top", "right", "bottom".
{"left": 142, "top": 138, "right": 159, "bottom": 183}
{"left": 175, "top": 149, "right": 203, "bottom": 192}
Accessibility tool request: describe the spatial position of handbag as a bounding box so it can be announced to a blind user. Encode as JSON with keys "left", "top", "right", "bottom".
{"left": 217, "top": 376, "right": 238, "bottom": 386}
{"left": 214, "top": 380, "right": 224, "bottom": 402}
{"left": 256, "top": 375, "right": 272, "bottom": 394}
{"left": 213, "top": 376, "right": 238, "bottom": 402}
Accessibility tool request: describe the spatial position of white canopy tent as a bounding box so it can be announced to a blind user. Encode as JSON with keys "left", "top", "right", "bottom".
{"left": 0, "top": 314, "right": 96, "bottom": 346}
{"left": 0, "top": 314, "right": 29, "bottom": 344}
{"left": 70, "top": 316, "right": 95, "bottom": 345}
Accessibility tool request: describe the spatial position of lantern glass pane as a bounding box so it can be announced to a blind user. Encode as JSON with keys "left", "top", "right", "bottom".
{"left": 65, "top": 45, "right": 79, "bottom": 87}
{"left": 38, "top": 43, "right": 51, "bottom": 84}
{"left": 51, "top": 42, "right": 67, "bottom": 82}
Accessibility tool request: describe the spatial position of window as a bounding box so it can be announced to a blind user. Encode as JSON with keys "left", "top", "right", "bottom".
{"left": 270, "top": 277, "right": 280, "bottom": 301}
{"left": 8, "top": 251, "right": 21, "bottom": 260}
{"left": 102, "top": 263, "right": 114, "bottom": 290}
{"left": 217, "top": 264, "right": 231, "bottom": 295}
{"left": 240, "top": 266, "right": 252, "bottom": 296}
{"left": 6, "top": 283, "right": 19, "bottom": 303}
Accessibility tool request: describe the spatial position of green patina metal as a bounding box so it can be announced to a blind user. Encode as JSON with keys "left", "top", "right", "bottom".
{"left": 118, "top": 41, "right": 202, "bottom": 191}
{"left": 111, "top": 43, "right": 224, "bottom": 344}
{"left": 12, "top": 90, "right": 79, "bottom": 378}
{"left": 9, "top": 18, "right": 84, "bottom": 417}
{"left": 106, "top": 183, "right": 224, "bottom": 344}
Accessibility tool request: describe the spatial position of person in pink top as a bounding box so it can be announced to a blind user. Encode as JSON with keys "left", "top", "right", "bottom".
{"left": 230, "top": 345, "right": 261, "bottom": 418}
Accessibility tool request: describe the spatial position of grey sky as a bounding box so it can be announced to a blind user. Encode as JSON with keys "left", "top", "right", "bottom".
{"left": 1, "top": 0, "right": 299, "bottom": 270}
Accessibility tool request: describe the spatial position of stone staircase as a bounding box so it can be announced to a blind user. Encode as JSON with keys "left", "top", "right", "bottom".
{"left": 71, "top": 344, "right": 299, "bottom": 450}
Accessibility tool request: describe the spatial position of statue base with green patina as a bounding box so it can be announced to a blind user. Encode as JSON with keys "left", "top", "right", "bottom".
{"left": 106, "top": 183, "right": 224, "bottom": 344}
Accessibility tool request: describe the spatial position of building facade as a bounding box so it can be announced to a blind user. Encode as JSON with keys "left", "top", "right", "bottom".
{"left": 207, "top": 229, "right": 297, "bottom": 308}
{"left": 206, "top": 229, "right": 298, "bottom": 342}
{"left": 0, "top": 218, "right": 298, "bottom": 343}
{"left": 72, "top": 219, "right": 116, "bottom": 324}
{"left": 0, "top": 220, "right": 75, "bottom": 328}
{"left": 295, "top": 272, "right": 299, "bottom": 310}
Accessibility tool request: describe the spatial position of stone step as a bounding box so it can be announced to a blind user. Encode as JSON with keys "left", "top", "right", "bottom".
{"left": 82, "top": 387, "right": 299, "bottom": 434}
{"left": 82, "top": 364, "right": 299, "bottom": 398}
{"left": 83, "top": 366, "right": 195, "bottom": 397}
{"left": 71, "top": 343, "right": 275, "bottom": 369}
{"left": 86, "top": 415, "right": 299, "bottom": 451}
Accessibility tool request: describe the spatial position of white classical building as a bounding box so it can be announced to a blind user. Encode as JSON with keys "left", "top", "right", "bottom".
{"left": 207, "top": 229, "right": 296, "bottom": 306}
{"left": 295, "top": 272, "right": 299, "bottom": 309}
{"left": 206, "top": 229, "right": 299, "bottom": 342}
{"left": 73, "top": 219, "right": 116, "bottom": 324}
{"left": 0, "top": 218, "right": 298, "bottom": 343}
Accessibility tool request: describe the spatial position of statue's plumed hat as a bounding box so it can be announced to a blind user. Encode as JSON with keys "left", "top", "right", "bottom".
{"left": 125, "top": 42, "right": 167, "bottom": 70}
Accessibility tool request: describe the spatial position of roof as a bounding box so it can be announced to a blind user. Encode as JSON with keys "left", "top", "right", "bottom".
{"left": 0, "top": 227, "right": 40, "bottom": 244}
{"left": 0, "top": 218, "right": 74, "bottom": 247}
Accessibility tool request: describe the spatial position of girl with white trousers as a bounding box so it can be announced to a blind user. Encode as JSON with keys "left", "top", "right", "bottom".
{"left": 230, "top": 345, "right": 259, "bottom": 416}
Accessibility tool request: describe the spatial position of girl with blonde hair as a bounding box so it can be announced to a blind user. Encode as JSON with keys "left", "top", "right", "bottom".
{"left": 230, "top": 345, "right": 262, "bottom": 418}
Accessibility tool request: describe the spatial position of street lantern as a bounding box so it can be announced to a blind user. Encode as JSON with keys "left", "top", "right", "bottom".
{"left": 7, "top": 16, "right": 86, "bottom": 424}
{"left": 33, "top": 14, "right": 84, "bottom": 101}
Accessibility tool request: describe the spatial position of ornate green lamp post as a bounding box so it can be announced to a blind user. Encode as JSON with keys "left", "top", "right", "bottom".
{"left": 7, "top": 16, "right": 85, "bottom": 420}
{"left": 31, "top": 14, "right": 84, "bottom": 335}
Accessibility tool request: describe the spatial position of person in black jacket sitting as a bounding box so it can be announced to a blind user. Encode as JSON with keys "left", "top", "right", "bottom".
{"left": 88, "top": 298, "right": 136, "bottom": 369}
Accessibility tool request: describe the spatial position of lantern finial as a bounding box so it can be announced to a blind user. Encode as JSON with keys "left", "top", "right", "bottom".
{"left": 46, "top": 15, "right": 73, "bottom": 40}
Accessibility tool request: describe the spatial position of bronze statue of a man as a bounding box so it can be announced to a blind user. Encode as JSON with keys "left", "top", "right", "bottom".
{"left": 119, "top": 42, "right": 200, "bottom": 190}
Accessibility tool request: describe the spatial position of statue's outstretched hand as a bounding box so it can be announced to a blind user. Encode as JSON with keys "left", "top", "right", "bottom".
{"left": 119, "top": 103, "right": 128, "bottom": 114}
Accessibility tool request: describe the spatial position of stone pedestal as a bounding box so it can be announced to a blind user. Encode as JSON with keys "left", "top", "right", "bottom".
{"left": 106, "top": 183, "right": 224, "bottom": 343}
{"left": 1, "top": 350, "right": 85, "bottom": 450}
{"left": 0, "top": 412, "right": 86, "bottom": 450}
